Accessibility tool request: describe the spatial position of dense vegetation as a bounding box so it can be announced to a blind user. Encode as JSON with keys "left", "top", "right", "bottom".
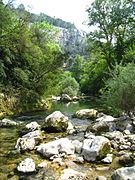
{"left": 0, "top": 0, "right": 65, "bottom": 113}
{"left": 0, "top": 0, "right": 135, "bottom": 115}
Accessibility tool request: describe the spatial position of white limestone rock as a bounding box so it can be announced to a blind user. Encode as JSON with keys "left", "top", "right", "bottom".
{"left": 25, "top": 121, "right": 40, "bottom": 131}
{"left": 44, "top": 111, "right": 69, "bottom": 132}
{"left": 81, "top": 135, "right": 111, "bottom": 162}
{"left": 36, "top": 138, "right": 75, "bottom": 158}
{"left": 17, "top": 158, "right": 35, "bottom": 173}
{"left": 75, "top": 109, "right": 98, "bottom": 119}
{"left": 110, "top": 166, "right": 135, "bottom": 180}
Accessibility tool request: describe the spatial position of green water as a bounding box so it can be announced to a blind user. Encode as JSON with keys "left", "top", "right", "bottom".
{"left": 0, "top": 100, "right": 113, "bottom": 179}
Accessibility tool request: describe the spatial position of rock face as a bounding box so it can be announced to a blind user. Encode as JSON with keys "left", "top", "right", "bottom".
{"left": 110, "top": 166, "right": 135, "bottom": 180}
{"left": 44, "top": 111, "right": 69, "bottom": 132}
{"left": 0, "top": 118, "right": 17, "bottom": 127}
{"left": 81, "top": 135, "right": 111, "bottom": 162}
{"left": 25, "top": 122, "right": 40, "bottom": 131}
{"left": 74, "top": 109, "right": 98, "bottom": 119}
{"left": 17, "top": 158, "right": 36, "bottom": 173}
{"left": 36, "top": 138, "right": 75, "bottom": 158}
{"left": 59, "top": 168, "right": 87, "bottom": 180}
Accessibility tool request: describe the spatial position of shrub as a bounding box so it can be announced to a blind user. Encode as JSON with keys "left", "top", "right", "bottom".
{"left": 59, "top": 71, "right": 79, "bottom": 97}
{"left": 101, "top": 63, "right": 135, "bottom": 115}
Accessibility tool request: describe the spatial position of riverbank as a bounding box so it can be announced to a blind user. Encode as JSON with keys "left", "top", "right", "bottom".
{"left": 1, "top": 101, "right": 135, "bottom": 179}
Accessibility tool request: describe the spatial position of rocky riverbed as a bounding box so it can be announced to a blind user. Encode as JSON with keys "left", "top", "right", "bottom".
{"left": 1, "top": 106, "right": 135, "bottom": 179}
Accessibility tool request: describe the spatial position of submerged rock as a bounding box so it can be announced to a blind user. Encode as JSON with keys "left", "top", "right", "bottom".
{"left": 110, "top": 165, "right": 135, "bottom": 180}
{"left": 59, "top": 168, "right": 87, "bottom": 180}
{"left": 43, "top": 111, "right": 69, "bottom": 132}
{"left": 0, "top": 118, "right": 17, "bottom": 127}
{"left": 36, "top": 138, "right": 75, "bottom": 158}
{"left": 17, "top": 158, "right": 36, "bottom": 173}
{"left": 74, "top": 109, "right": 98, "bottom": 119}
{"left": 81, "top": 135, "right": 111, "bottom": 162}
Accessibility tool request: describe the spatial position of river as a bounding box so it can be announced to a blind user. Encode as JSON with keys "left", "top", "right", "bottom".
{"left": 0, "top": 100, "right": 113, "bottom": 179}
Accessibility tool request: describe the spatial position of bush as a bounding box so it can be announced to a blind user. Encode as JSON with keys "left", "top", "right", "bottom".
{"left": 59, "top": 71, "right": 79, "bottom": 97}
{"left": 101, "top": 63, "right": 135, "bottom": 115}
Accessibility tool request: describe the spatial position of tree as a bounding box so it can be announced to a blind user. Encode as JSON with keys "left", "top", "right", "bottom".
{"left": 0, "top": 1, "right": 64, "bottom": 112}
{"left": 70, "top": 55, "right": 85, "bottom": 82}
{"left": 87, "top": 0, "right": 135, "bottom": 69}
{"left": 101, "top": 63, "right": 135, "bottom": 115}
{"left": 58, "top": 71, "right": 79, "bottom": 97}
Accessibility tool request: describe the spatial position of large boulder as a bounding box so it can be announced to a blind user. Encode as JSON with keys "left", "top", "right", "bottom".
{"left": 36, "top": 138, "right": 75, "bottom": 158}
{"left": 17, "top": 158, "right": 36, "bottom": 173}
{"left": 110, "top": 166, "right": 135, "bottom": 180}
{"left": 74, "top": 109, "right": 98, "bottom": 119}
{"left": 0, "top": 118, "right": 17, "bottom": 127}
{"left": 59, "top": 168, "right": 87, "bottom": 180}
{"left": 81, "top": 135, "right": 111, "bottom": 162}
{"left": 43, "top": 111, "right": 69, "bottom": 132}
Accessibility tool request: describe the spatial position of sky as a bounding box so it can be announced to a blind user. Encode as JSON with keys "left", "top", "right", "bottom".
{"left": 9, "top": 0, "right": 94, "bottom": 32}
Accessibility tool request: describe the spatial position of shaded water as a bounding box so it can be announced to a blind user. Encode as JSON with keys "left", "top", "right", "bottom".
{"left": 0, "top": 100, "right": 113, "bottom": 179}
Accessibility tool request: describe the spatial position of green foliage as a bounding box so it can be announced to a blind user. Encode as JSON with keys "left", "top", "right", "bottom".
{"left": 70, "top": 55, "right": 85, "bottom": 82}
{"left": 87, "top": 0, "right": 135, "bottom": 69}
{"left": 101, "top": 63, "right": 135, "bottom": 114}
{"left": 80, "top": 56, "right": 108, "bottom": 95}
{"left": 58, "top": 71, "right": 79, "bottom": 96}
{"left": 0, "top": 1, "right": 64, "bottom": 113}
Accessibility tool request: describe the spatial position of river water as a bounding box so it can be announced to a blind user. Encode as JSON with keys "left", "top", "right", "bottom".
{"left": 0, "top": 100, "right": 114, "bottom": 179}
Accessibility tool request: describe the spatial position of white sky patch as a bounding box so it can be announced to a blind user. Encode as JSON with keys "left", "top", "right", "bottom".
{"left": 6, "top": 0, "right": 94, "bottom": 31}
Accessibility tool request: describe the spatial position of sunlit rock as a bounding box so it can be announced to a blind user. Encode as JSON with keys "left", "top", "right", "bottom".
{"left": 0, "top": 118, "right": 17, "bottom": 127}
{"left": 74, "top": 109, "right": 98, "bottom": 119}
{"left": 81, "top": 135, "right": 111, "bottom": 162}
{"left": 43, "top": 111, "right": 69, "bottom": 132}
{"left": 25, "top": 121, "right": 40, "bottom": 131}
{"left": 110, "top": 166, "right": 135, "bottom": 180}
{"left": 36, "top": 138, "right": 75, "bottom": 158}
{"left": 17, "top": 158, "right": 35, "bottom": 173}
{"left": 15, "top": 137, "right": 36, "bottom": 151}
